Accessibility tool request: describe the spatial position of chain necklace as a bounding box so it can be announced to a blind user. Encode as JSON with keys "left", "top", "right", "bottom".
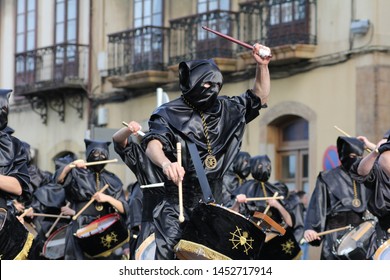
{"left": 352, "top": 180, "right": 361, "bottom": 208}
{"left": 95, "top": 172, "right": 103, "bottom": 211}
{"left": 182, "top": 97, "right": 217, "bottom": 169}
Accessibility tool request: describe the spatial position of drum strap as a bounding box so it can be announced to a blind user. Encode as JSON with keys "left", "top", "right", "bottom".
{"left": 187, "top": 141, "right": 215, "bottom": 204}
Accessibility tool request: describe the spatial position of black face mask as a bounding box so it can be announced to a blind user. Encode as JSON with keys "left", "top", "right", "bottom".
{"left": 0, "top": 89, "right": 12, "bottom": 131}
{"left": 179, "top": 59, "right": 223, "bottom": 111}
{"left": 84, "top": 139, "right": 111, "bottom": 173}
{"left": 251, "top": 155, "right": 272, "bottom": 182}
{"left": 337, "top": 136, "right": 364, "bottom": 171}
{"left": 87, "top": 150, "right": 107, "bottom": 173}
{"left": 234, "top": 152, "right": 251, "bottom": 179}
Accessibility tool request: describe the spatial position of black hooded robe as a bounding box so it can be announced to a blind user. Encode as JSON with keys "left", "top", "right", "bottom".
{"left": 305, "top": 166, "right": 372, "bottom": 259}
{"left": 142, "top": 90, "right": 263, "bottom": 260}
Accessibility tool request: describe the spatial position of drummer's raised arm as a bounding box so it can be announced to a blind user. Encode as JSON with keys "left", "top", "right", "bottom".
{"left": 57, "top": 159, "right": 86, "bottom": 184}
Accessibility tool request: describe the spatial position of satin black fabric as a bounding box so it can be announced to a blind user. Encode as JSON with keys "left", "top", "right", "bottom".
{"left": 28, "top": 165, "right": 52, "bottom": 191}
{"left": 0, "top": 89, "right": 11, "bottom": 130}
{"left": 350, "top": 160, "right": 390, "bottom": 250}
{"left": 305, "top": 166, "right": 372, "bottom": 259}
{"left": 0, "top": 128, "right": 31, "bottom": 259}
{"left": 60, "top": 166, "right": 128, "bottom": 259}
{"left": 179, "top": 59, "right": 223, "bottom": 111}
{"left": 142, "top": 90, "right": 263, "bottom": 260}
{"left": 221, "top": 151, "right": 251, "bottom": 208}
{"left": 337, "top": 136, "right": 364, "bottom": 170}
{"left": 114, "top": 140, "right": 165, "bottom": 253}
{"left": 285, "top": 192, "right": 306, "bottom": 242}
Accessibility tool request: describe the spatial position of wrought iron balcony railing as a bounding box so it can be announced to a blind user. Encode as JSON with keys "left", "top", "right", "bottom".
{"left": 14, "top": 43, "right": 89, "bottom": 96}
{"left": 240, "top": 0, "right": 317, "bottom": 47}
{"left": 169, "top": 10, "right": 240, "bottom": 65}
{"left": 107, "top": 26, "right": 169, "bottom": 76}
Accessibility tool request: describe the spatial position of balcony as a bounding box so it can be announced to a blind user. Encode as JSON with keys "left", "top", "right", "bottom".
{"left": 240, "top": 0, "right": 317, "bottom": 65}
{"left": 169, "top": 10, "right": 240, "bottom": 73}
{"left": 14, "top": 43, "right": 89, "bottom": 124}
{"left": 106, "top": 26, "right": 170, "bottom": 89}
{"left": 14, "top": 43, "right": 89, "bottom": 96}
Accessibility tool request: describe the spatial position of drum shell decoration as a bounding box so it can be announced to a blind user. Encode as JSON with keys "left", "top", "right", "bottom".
{"left": 0, "top": 211, "right": 33, "bottom": 260}
{"left": 75, "top": 213, "right": 129, "bottom": 259}
{"left": 174, "top": 203, "right": 266, "bottom": 260}
{"left": 257, "top": 227, "right": 302, "bottom": 260}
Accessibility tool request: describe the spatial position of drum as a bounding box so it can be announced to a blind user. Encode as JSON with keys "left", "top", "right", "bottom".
{"left": 42, "top": 225, "right": 68, "bottom": 259}
{"left": 24, "top": 222, "right": 38, "bottom": 238}
{"left": 135, "top": 233, "right": 156, "bottom": 260}
{"left": 333, "top": 220, "right": 375, "bottom": 260}
{"left": 174, "top": 203, "right": 266, "bottom": 260}
{"left": 257, "top": 227, "right": 302, "bottom": 260}
{"left": 0, "top": 210, "right": 34, "bottom": 260}
{"left": 75, "top": 213, "right": 129, "bottom": 259}
{"left": 373, "top": 239, "right": 390, "bottom": 260}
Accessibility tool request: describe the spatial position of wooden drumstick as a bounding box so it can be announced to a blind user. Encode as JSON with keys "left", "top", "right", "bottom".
{"left": 19, "top": 207, "right": 33, "bottom": 218}
{"left": 177, "top": 142, "right": 185, "bottom": 223}
{"left": 45, "top": 202, "right": 70, "bottom": 238}
{"left": 202, "top": 26, "right": 272, "bottom": 58}
{"left": 246, "top": 196, "right": 284, "bottom": 202}
{"left": 333, "top": 125, "right": 375, "bottom": 153}
{"left": 256, "top": 192, "right": 279, "bottom": 228}
{"left": 300, "top": 224, "right": 352, "bottom": 244}
{"left": 68, "top": 158, "right": 118, "bottom": 168}
{"left": 72, "top": 184, "right": 110, "bottom": 220}
{"left": 30, "top": 213, "right": 71, "bottom": 219}
{"left": 263, "top": 192, "right": 279, "bottom": 216}
{"left": 122, "top": 121, "right": 146, "bottom": 137}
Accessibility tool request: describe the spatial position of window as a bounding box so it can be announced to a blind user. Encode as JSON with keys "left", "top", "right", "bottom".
{"left": 276, "top": 117, "right": 309, "bottom": 193}
{"left": 15, "top": 0, "right": 36, "bottom": 86}
{"left": 267, "top": 0, "right": 310, "bottom": 46}
{"left": 132, "top": 0, "right": 163, "bottom": 70}
{"left": 54, "top": 0, "right": 78, "bottom": 79}
{"left": 134, "top": 0, "right": 162, "bottom": 28}
{"left": 196, "top": 0, "right": 231, "bottom": 57}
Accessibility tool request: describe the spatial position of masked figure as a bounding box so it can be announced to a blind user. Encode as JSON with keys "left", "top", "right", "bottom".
{"left": 304, "top": 136, "right": 374, "bottom": 260}
{"left": 56, "top": 139, "right": 129, "bottom": 259}
{"left": 142, "top": 46, "right": 271, "bottom": 260}
{"left": 0, "top": 89, "right": 32, "bottom": 260}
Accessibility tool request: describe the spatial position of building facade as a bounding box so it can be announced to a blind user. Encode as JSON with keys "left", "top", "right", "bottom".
{"left": 1, "top": 0, "right": 390, "bottom": 259}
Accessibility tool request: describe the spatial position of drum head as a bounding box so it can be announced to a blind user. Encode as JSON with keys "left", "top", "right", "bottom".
{"left": 135, "top": 233, "right": 156, "bottom": 260}
{"left": 373, "top": 239, "right": 390, "bottom": 260}
{"left": 43, "top": 225, "right": 68, "bottom": 260}
{"left": 336, "top": 221, "right": 374, "bottom": 257}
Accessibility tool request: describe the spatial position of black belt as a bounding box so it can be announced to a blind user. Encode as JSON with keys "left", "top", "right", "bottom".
{"left": 327, "top": 211, "right": 363, "bottom": 229}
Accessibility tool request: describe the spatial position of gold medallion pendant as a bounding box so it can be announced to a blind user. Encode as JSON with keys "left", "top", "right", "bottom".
{"left": 352, "top": 198, "right": 361, "bottom": 208}
{"left": 95, "top": 203, "right": 104, "bottom": 211}
{"left": 205, "top": 154, "right": 217, "bottom": 169}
